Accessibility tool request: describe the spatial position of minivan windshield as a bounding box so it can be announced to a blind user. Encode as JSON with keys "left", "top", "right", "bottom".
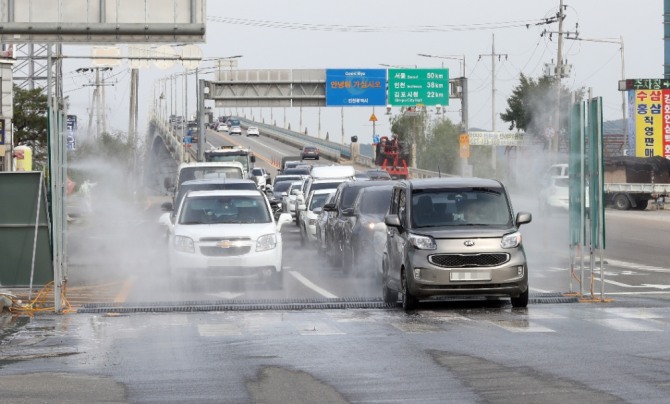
{"left": 411, "top": 188, "right": 512, "bottom": 227}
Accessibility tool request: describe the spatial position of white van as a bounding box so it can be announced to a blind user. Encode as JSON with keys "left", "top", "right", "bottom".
{"left": 294, "top": 165, "right": 356, "bottom": 227}
{"left": 168, "top": 162, "right": 246, "bottom": 200}
{"left": 309, "top": 165, "right": 355, "bottom": 180}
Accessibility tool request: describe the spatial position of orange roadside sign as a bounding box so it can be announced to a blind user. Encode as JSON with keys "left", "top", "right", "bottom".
{"left": 459, "top": 134, "right": 470, "bottom": 158}
{"left": 369, "top": 113, "right": 378, "bottom": 122}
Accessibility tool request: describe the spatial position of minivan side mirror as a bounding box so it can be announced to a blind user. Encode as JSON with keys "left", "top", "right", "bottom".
{"left": 385, "top": 214, "right": 401, "bottom": 228}
{"left": 341, "top": 207, "right": 354, "bottom": 217}
{"left": 516, "top": 212, "right": 532, "bottom": 226}
{"left": 323, "top": 203, "right": 336, "bottom": 212}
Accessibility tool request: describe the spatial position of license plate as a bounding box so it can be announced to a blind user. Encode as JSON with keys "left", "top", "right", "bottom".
{"left": 450, "top": 271, "right": 491, "bottom": 281}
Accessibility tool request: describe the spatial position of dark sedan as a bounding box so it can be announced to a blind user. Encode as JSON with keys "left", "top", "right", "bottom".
{"left": 340, "top": 185, "right": 393, "bottom": 276}
{"left": 321, "top": 180, "right": 393, "bottom": 270}
{"left": 301, "top": 146, "right": 320, "bottom": 160}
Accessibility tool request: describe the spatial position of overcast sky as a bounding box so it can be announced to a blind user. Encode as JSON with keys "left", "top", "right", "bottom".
{"left": 63, "top": 0, "right": 663, "bottom": 145}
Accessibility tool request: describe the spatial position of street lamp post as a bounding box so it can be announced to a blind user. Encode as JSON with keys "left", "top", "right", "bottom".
{"left": 417, "top": 53, "right": 465, "bottom": 78}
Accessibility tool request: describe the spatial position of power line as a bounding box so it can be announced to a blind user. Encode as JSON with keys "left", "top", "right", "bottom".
{"left": 206, "top": 15, "right": 550, "bottom": 33}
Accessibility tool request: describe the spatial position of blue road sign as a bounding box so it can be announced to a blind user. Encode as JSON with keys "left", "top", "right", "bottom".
{"left": 326, "top": 69, "right": 387, "bottom": 106}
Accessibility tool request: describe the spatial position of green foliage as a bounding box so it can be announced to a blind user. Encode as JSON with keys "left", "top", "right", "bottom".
{"left": 419, "top": 118, "right": 461, "bottom": 174}
{"left": 500, "top": 73, "right": 583, "bottom": 143}
{"left": 12, "top": 85, "right": 48, "bottom": 168}
{"left": 388, "top": 109, "right": 463, "bottom": 175}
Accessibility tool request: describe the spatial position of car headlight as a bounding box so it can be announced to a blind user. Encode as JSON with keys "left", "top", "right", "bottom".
{"left": 308, "top": 218, "right": 317, "bottom": 226}
{"left": 408, "top": 233, "right": 436, "bottom": 250}
{"left": 256, "top": 233, "right": 278, "bottom": 252}
{"left": 174, "top": 235, "right": 195, "bottom": 253}
{"left": 501, "top": 232, "right": 522, "bottom": 249}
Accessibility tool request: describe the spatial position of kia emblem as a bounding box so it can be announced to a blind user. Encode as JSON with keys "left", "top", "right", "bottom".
{"left": 464, "top": 240, "right": 475, "bottom": 247}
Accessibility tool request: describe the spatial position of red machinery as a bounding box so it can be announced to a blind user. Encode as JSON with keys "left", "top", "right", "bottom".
{"left": 375, "top": 135, "right": 409, "bottom": 179}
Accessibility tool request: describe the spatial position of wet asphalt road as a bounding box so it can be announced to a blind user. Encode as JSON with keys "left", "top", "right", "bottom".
{"left": 2, "top": 296, "right": 670, "bottom": 403}
{"left": 3, "top": 200, "right": 670, "bottom": 403}
{"left": 2, "top": 135, "right": 670, "bottom": 402}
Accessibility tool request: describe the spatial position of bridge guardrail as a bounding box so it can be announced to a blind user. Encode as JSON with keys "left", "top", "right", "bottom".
{"left": 154, "top": 115, "right": 445, "bottom": 179}
{"left": 238, "top": 117, "right": 349, "bottom": 160}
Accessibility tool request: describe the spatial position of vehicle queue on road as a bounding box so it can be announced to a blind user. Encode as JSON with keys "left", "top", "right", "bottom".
{"left": 160, "top": 155, "right": 533, "bottom": 310}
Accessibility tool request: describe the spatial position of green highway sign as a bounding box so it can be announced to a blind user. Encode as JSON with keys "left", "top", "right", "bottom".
{"left": 388, "top": 68, "right": 450, "bottom": 106}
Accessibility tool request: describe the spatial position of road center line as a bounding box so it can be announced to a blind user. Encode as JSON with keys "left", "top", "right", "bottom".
{"left": 289, "top": 271, "right": 338, "bottom": 299}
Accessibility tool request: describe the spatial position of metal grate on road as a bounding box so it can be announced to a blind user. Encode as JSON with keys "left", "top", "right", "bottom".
{"left": 77, "top": 293, "right": 577, "bottom": 313}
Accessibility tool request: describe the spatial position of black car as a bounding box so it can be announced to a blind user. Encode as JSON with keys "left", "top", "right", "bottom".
{"left": 301, "top": 146, "right": 320, "bottom": 160}
{"left": 365, "top": 169, "right": 392, "bottom": 181}
{"left": 321, "top": 180, "right": 393, "bottom": 269}
{"left": 340, "top": 185, "right": 394, "bottom": 276}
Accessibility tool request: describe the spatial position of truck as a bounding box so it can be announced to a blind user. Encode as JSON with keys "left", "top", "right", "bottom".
{"left": 602, "top": 156, "right": 670, "bottom": 210}
{"left": 204, "top": 145, "right": 256, "bottom": 177}
{"left": 374, "top": 135, "right": 409, "bottom": 180}
{"left": 547, "top": 157, "right": 670, "bottom": 210}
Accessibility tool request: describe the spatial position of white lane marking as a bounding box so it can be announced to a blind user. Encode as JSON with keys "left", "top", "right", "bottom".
{"left": 593, "top": 307, "right": 663, "bottom": 319}
{"left": 594, "top": 278, "right": 670, "bottom": 290}
{"left": 590, "top": 318, "right": 663, "bottom": 332}
{"left": 529, "top": 287, "right": 553, "bottom": 293}
{"left": 606, "top": 259, "right": 670, "bottom": 274}
{"left": 598, "top": 291, "right": 670, "bottom": 295}
{"left": 289, "top": 271, "right": 338, "bottom": 299}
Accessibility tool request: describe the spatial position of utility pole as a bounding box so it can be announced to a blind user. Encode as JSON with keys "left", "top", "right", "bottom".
{"left": 87, "top": 72, "right": 97, "bottom": 136}
{"left": 128, "top": 68, "right": 139, "bottom": 174}
{"left": 95, "top": 68, "right": 101, "bottom": 137}
{"left": 479, "top": 33, "right": 507, "bottom": 171}
{"left": 101, "top": 68, "right": 108, "bottom": 134}
{"left": 553, "top": 0, "right": 565, "bottom": 153}
{"left": 478, "top": 33, "right": 507, "bottom": 132}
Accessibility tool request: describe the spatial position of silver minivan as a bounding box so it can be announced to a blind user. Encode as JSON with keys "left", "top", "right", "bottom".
{"left": 382, "top": 178, "right": 532, "bottom": 310}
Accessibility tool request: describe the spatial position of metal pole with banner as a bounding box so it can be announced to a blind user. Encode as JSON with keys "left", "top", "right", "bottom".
{"left": 588, "top": 97, "right": 606, "bottom": 300}
{"left": 568, "top": 101, "right": 585, "bottom": 295}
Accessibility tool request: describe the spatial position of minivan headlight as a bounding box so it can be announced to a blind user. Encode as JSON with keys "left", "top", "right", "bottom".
{"left": 501, "top": 232, "right": 522, "bottom": 249}
{"left": 257, "top": 233, "right": 278, "bottom": 252}
{"left": 409, "top": 233, "right": 437, "bottom": 250}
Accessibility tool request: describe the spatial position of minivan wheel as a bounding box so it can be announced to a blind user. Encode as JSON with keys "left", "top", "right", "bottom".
{"left": 401, "top": 269, "right": 418, "bottom": 310}
{"left": 510, "top": 288, "right": 529, "bottom": 308}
